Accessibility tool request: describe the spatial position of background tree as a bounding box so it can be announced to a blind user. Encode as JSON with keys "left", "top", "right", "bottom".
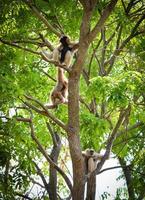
{"left": 0, "top": 0, "right": 145, "bottom": 199}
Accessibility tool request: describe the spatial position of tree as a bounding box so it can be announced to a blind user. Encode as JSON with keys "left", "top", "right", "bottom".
{"left": 0, "top": 0, "right": 145, "bottom": 199}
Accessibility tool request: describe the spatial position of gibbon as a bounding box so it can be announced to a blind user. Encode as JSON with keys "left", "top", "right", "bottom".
{"left": 51, "top": 68, "right": 68, "bottom": 105}
{"left": 45, "top": 68, "right": 68, "bottom": 109}
{"left": 82, "top": 149, "right": 104, "bottom": 173}
{"left": 42, "top": 35, "right": 79, "bottom": 68}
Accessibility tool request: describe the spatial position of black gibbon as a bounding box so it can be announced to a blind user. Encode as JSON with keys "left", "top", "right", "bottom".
{"left": 82, "top": 149, "right": 104, "bottom": 173}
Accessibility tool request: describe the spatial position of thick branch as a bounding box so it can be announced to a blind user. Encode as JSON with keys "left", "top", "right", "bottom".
{"left": 96, "top": 109, "right": 127, "bottom": 173}
{"left": 88, "top": 0, "right": 118, "bottom": 43}
{"left": 16, "top": 117, "right": 31, "bottom": 123}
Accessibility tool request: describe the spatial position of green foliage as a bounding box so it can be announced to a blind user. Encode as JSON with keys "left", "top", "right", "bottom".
{"left": 0, "top": 0, "right": 145, "bottom": 199}
{"left": 80, "top": 111, "right": 110, "bottom": 149}
{"left": 87, "top": 71, "right": 142, "bottom": 109}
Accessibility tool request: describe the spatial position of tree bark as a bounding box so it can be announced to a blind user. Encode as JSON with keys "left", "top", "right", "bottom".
{"left": 68, "top": 70, "right": 86, "bottom": 200}
{"left": 49, "top": 132, "right": 62, "bottom": 200}
{"left": 67, "top": 5, "right": 93, "bottom": 199}
{"left": 86, "top": 173, "right": 96, "bottom": 200}
{"left": 119, "top": 157, "right": 135, "bottom": 200}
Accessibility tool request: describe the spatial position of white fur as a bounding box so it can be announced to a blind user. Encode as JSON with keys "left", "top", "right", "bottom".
{"left": 88, "top": 157, "right": 96, "bottom": 173}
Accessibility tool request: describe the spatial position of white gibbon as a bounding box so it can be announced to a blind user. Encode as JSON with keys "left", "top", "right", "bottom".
{"left": 42, "top": 35, "right": 79, "bottom": 68}
{"left": 82, "top": 149, "right": 104, "bottom": 173}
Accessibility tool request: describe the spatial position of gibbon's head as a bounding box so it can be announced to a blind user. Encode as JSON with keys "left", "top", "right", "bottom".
{"left": 85, "top": 149, "right": 95, "bottom": 156}
{"left": 60, "top": 35, "right": 70, "bottom": 45}
{"left": 89, "top": 149, "right": 95, "bottom": 156}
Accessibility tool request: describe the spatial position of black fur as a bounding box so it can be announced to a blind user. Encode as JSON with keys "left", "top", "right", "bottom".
{"left": 59, "top": 36, "right": 72, "bottom": 63}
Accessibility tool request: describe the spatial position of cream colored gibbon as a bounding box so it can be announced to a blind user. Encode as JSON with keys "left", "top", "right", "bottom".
{"left": 82, "top": 149, "right": 103, "bottom": 173}
{"left": 45, "top": 68, "right": 68, "bottom": 109}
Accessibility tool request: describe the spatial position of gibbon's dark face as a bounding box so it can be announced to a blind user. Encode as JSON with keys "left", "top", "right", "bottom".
{"left": 89, "top": 149, "right": 94, "bottom": 155}
{"left": 60, "top": 36, "right": 68, "bottom": 45}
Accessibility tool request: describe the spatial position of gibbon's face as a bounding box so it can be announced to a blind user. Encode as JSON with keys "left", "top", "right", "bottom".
{"left": 60, "top": 36, "right": 70, "bottom": 45}
{"left": 85, "top": 149, "right": 95, "bottom": 156}
{"left": 89, "top": 149, "right": 95, "bottom": 155}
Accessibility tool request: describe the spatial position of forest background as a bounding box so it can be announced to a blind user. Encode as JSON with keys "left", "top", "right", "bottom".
{"left": 0, "top": 0, "right": 145, "bottom": 199}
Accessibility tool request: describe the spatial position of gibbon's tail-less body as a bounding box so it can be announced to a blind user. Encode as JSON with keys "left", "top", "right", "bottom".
{"left": 59, "top": 35, "right": 73, "bottom": 65}
{"left": 41, "top": 35, "right": 79, "bottom": 68}
{"left": 60, "top": 45, "right": 72, "bottom": 63}
{"left": 51, "top": 68, "right": 68, "bottom": 106}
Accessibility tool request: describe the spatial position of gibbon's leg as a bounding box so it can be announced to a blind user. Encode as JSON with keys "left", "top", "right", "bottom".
{"left": 51, "top": 91, "right": 66, "bottom": 105}
{"left": 62, "top": 51, "right": 73, "bottom": 68}
{"left": 52, "top": 48, "right": 60, "bottom": 62}
{"left": 61, "top": 81, "right": 68, "bottom": 98}
{"left": 88, "top": 157, "right": 96, "bottom": 173}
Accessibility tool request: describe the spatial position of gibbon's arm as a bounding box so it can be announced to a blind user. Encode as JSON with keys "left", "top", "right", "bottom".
{"left": 93, "top": 152, "right": 104, "bottom": 160}
{"left": 70, "top": 42, "right": 79, "bottom": 52}
{"left": 41, "top": 49, "right": 53, "bottom": 61}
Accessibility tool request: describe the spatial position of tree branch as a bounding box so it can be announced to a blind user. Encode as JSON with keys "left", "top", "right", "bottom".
{"left": 38, "top": 68, "right": 56, "bottom": 82}
{"left": 116, "top": 121, "right": 144, "bottom": 138}
{"left": 46, "top": 122, "right": 58, "bottom": 147}
{"left": 0, "top": 38, "right": 40, "bottom": 55}
{"left": 88, "top": 0, "right": 118, "bottom": 43}
{"left": 0, "top": 38, "right": 70, "bottom": 72}
{"left": 33, "top": 161, "right": 50, "bottom": 194}
{"left": 23, "top": 0, "right": 61, "bottom": 37}
{"left": 40, "top": 52, "right": 71, "bottom": 72}
{"left": 97, "top": 165, "right": 124, "bottom": 175}
{"left": 23, "top": 96, "right": 67, "bottom": 131}
{"left": 29, "top": 121, "right": 73, "bottom": 193}
{"left": 96, "top": 109, "right": 128, "bottom": 174}
{"left": 16, "top": 193, "right": 32, "bottom": 200}
{"left": 105, "top": 13, "right": 145, "bottom": 74}
{"left": 39, "top": 33, "right": 54, "bottom": 51}
{"left": 29, "top": 176, "right": 45, "bottom": 188}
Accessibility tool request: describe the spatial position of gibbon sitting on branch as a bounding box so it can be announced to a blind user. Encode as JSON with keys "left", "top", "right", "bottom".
{"left": 42, "top": 35, "right": 79, "bottom": 68}
{"left": 82, "top": 149, "right": 104, "bottom": 173}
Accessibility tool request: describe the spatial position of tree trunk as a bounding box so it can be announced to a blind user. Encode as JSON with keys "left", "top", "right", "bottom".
{"left": 119, "top": 157, "right": 135, "bottom": 200}
{"left": 86, "top": 172, "right": 96, "bottom": 200}
{"left": 49, "top": 133, "right": 62, "bottom": 200}
{"left": 68, "top": 71, "right": 86, "bottom": 200}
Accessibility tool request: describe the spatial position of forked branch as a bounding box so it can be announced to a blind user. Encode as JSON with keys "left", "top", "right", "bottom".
{"left": 17, "top": 117, "right": 72, "bottom": 193}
